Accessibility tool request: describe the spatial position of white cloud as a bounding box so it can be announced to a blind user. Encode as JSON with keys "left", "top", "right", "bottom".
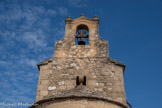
{"left": 0, "top": 61, "right": 7, "bottom": 66}
{"left": 0, "top": 3, "right": 68, "bottom": 50}
{"left": 0, "top": 1, "right": 69, "bottom": 106}
{"left": 67, "top": 0, "right": 81, "bottom": 6}
{"left": 0, "top": 61, "right": 13, "bottom": 66}
{"left": 47, "top": 9, "right": 57, "bottom": 16}
{"left": 58, "top": 7, "right": 68, "bottom": 16}
{"left": 18, "top": 58, "right": 38, "bottom": 68}
{"left": 53, "top": 27, "right": 65, "bottom": 40}
{"left": 0, "top": 69, "right": 37, "bottom": 106}
{"left": 22, "top": 31, "right": 47, "bottom": 48}
{"left": 67, "top": 0, "right": 89, "bottom": 7}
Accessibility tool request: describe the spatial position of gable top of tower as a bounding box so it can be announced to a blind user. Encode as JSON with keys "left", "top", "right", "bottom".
{"left": 65, "top": 14, "right": 99, "bottom": 24}
{"left": 53, "top": 14, "right": 107, "bottom": 58}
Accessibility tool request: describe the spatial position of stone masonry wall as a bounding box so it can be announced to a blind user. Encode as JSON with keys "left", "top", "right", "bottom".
{"left": 36, "top": 57, "right": 126, "bottom": 105}
{"left": 54, "top": 39, "right": 108, "bottom": 58}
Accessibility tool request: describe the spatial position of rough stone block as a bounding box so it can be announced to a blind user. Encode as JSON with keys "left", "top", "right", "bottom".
{"left": 37, "top": 85, "right": 47, "bottom": 90}
{"left": 40, "top": 90, "right": 48, "bottom": 96}
{"left": 98, "top": 88, "right": 103, "bottom": 91}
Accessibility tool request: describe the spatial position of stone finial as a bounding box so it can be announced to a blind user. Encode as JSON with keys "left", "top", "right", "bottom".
{"left": 80, "top": 13, "right": 85, "bottom": 18}
{"left": 66, "top": 16, "right": 71, "bottom": 20}
{"left": 65, "top": 16, "right": 72, "bottom": 23}
{"left": 94, "top": 15, "right": 99, "bottom": 20}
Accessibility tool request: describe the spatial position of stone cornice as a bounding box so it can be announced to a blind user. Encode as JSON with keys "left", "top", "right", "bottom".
{"left": 29, "top": 96, "right": 129, "bottom": 108}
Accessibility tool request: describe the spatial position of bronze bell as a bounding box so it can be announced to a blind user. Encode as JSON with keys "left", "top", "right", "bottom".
{"left": 78, "top": 31, "right": 86, "bottom": 45}
{"left": 78, "top": 37, "right": 85, "bottom": 45}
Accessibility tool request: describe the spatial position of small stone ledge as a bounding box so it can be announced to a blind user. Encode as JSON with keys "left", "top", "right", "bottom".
{"left": 107, "top": 57, "right": 125, "bottom": 72}
{"left": 37, "top": 57, "right": 53, "bottom": 70}
{"left": 107, "top": 57, "right": 125, "bottom": 67}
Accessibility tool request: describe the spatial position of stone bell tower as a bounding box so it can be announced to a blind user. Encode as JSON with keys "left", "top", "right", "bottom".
{"left": 29, "top": 14, "right": 131, "bottom": 108}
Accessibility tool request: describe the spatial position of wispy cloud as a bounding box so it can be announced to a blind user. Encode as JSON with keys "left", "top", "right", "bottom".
{"left": 58, "top": 7, "right": 69, "bottom": 16}
{"left": 67, "top": 0, "right": 89, "bottom": 7}
{"left": 0, "top": 1, "right": 68, "bottom": 107}
{"left": 47, "top": 9, "right": 57, "bottom": 16}
{"left": 22, "top": 31, "right": 47, "bottom": 48}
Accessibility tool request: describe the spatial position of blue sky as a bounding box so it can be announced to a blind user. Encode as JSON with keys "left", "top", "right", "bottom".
{"left": 0, "top": 0, "right": 162, "bottom": 108}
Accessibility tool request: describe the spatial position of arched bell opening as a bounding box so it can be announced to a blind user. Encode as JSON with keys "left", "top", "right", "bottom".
{"left": 75, "top": 24, "right": 89, "bottom": 45}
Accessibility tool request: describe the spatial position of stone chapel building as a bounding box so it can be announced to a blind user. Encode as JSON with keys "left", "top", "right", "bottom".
{"left": 29, "top": 14, "right": 131, "bottom": 108}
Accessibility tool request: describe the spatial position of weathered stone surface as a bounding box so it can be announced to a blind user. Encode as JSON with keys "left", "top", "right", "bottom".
{"left": 30, "top": 97, "right": 128, "bottom": 108}
{"left": 36, "top": 57, "right": 126, "bottom": 102}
